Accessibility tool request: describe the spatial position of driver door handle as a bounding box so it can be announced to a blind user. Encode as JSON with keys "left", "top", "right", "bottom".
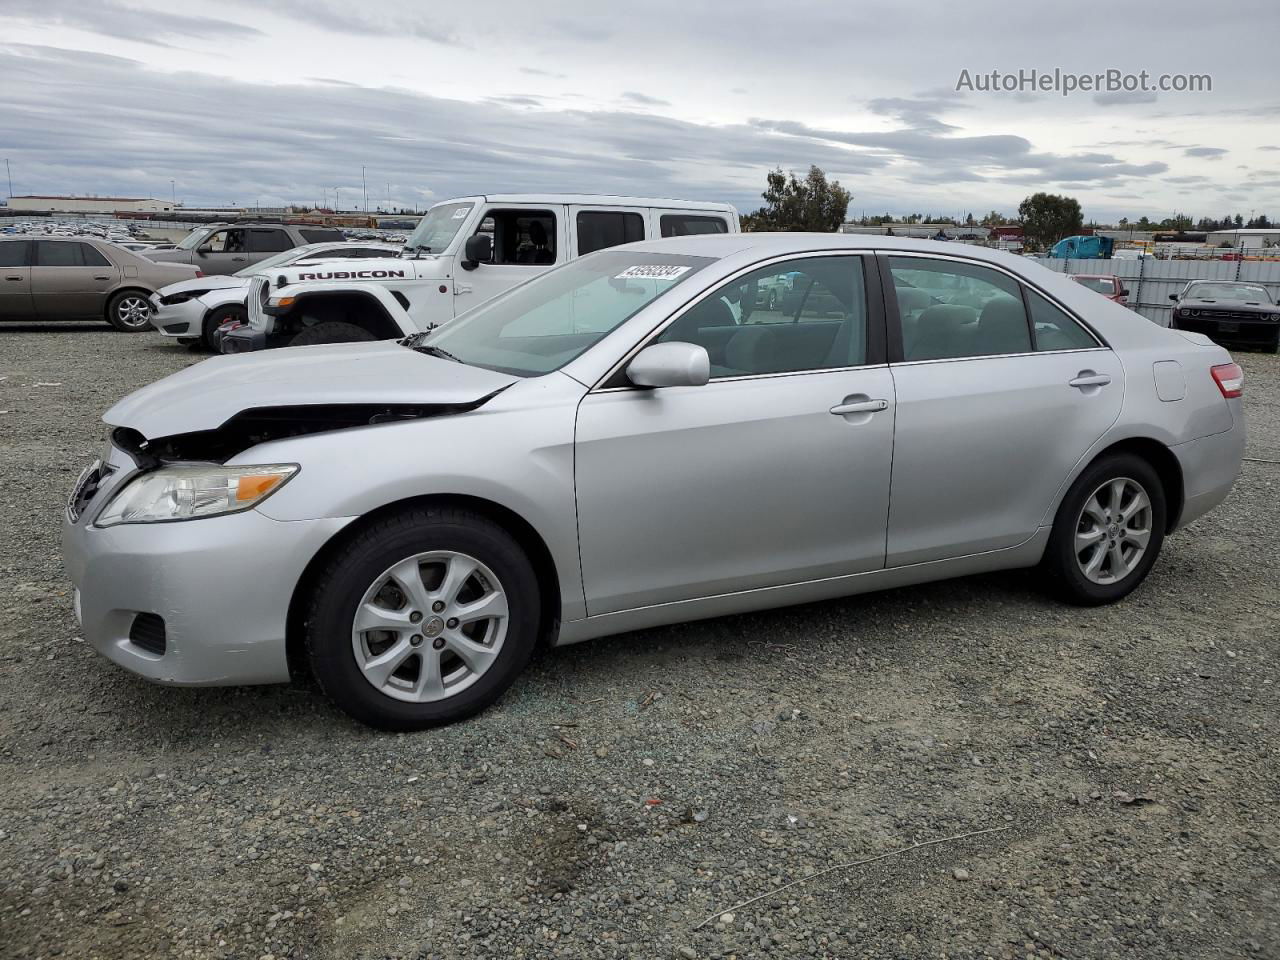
{"left": 1068, "top": 373, "right": 1112, "bottom": 389}
{"left": 830, "top": 398, "right": 889, "bottom": 416}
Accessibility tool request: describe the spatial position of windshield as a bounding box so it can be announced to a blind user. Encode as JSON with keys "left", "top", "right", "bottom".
{"left": 421, "top": 250, "right": 714, "bottom": 376}
{"left": 1074, "top": 277, "right": 1115, "bottom": 294}
{"left": 1185, "top": 282, "right": 1272, "bottom": 302}
{"left": 403, "top": 202, "right": 474, "bottom": 254}
{"left": 176, "top": 227, "right": 212, "bottom": 251}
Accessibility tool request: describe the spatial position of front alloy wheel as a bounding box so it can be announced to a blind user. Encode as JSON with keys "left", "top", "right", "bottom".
{"left": 306, "top": 506, "right": 540, "bottom": 730}
{"left": 351, "top": 551, "right": 509, "bottom": 703}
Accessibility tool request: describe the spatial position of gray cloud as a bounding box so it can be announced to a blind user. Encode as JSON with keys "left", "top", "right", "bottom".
{"left": 620, "top": 91, "right": 671, "bottom": 107}
{"left": 1093, "top": 90, "right": 1158, "bottom": 106}
{"left": 6, "top": 0, "right": 260, "bottom": 46}
{"left": 235, "top": 0, "right": 462, "bottom": 45}
{"left": 1185, "top": 146, "right": 1228, "bottom": 158}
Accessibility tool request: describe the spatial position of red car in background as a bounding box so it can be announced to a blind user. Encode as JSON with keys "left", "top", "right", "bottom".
{"left": 1069, "top": 274, "right": 1130, "bottom": 305}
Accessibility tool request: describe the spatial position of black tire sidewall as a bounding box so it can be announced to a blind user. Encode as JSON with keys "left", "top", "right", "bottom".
{"left": 106, "top": 291, "right": 152, "bottom": 332}
{"left": 290, "top": 321, "right": 378, "bottom": 346}
{"left": 306, "top": 511, "right": 540, "bottom": 730}
{"left": 201, "top": 305, "right": 247, "bottom": 351}
{"left": 1045, "top": 453, "right": 1167, "bottom": 605}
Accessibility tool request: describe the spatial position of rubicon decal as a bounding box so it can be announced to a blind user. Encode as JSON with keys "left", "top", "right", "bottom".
{"left": 295, "top": 269, "right": 408, "bottom": 281}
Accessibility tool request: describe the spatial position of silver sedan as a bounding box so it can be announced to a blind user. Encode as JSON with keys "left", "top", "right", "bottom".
{"left": 62, "top": 234, "right": 1245, "bottom": 729}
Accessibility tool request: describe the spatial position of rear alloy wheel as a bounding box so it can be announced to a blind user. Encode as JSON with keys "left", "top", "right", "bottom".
{"left": 201, "top": 304, "right": 247, "bottom": 351}
{"left": 106, "top": 291, "right": 152, "bottom": 332}
{"left": 290, "top": 321, "right": 378, "bottom": 346}
{"left": 305, "top": 507, "right": 540, "bottom": 729}
{"left": 1042, "top": 453, "right": 1166, "bottom": 605}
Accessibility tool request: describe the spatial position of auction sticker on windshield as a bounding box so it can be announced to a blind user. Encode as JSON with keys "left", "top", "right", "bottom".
{"left": 615, "top": 265, "right": 691, "bottom": 281}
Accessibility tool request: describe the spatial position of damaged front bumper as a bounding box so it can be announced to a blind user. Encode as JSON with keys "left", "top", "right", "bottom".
{"left": 61, "top": 442, "right": 353, "bottom": 686}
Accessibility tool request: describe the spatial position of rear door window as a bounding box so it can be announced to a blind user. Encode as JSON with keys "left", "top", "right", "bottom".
{"left": 888, "top": 257, "right": 1030, "bottom": 361}
{"left": 660, "top": 214, "right": 729, "bottom": 237}
{"left": 35, "top": 241, "right": 82, "bottom": 266}
{"left": 247, "top": 229, "right": 292, "bottom": 253}
{"left": 80, "top": 244, "right": 112, "bottom": 267}
{"left": 576, "top": 211, "right": 645, "bottom": 255}
{"left": 1026, "top": 289, "right": 1099, "bottom": 351}
{"left": 0, "top": 241, "right": 28, "bottom": 267}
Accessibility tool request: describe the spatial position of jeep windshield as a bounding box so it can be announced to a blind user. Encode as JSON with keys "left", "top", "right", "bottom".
{"left": 416, "top": 250, "right": 713, "bottom": 377}
{"left": 403, "top": 202, "right": 474, "bottom": 255}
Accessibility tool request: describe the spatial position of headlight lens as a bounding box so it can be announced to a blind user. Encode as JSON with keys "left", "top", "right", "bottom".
{"left": 95, "top": 464, "right": 298, "bottom": 526}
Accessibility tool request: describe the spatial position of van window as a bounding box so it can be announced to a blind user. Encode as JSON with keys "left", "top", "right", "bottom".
{"left": 660, "top": 214, "right": 729, "bottom": 237}
{"left": 481, "top": 209, "right": 557, "bottom": 265}
{"left": 576, "top": 211, "right": 645, "bottom": 255}
{"left": 299, "top": 228, "right": 345, "bottom": 243}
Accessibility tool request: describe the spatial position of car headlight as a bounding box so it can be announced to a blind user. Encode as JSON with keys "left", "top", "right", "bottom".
{"left": 95, "top": 464, "right": 298, "bottom": 527}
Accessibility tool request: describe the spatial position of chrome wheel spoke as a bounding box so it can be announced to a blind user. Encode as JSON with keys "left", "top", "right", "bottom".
{"left": 445, "top": 632, "right": 499, "bottom": 674}
{"left": 1120, "top": 488, "right": 1150, "bottom": 522}
{"left": 413, "top": 649, "right": 446, "bottom": 700}
{"left": 454, "top": 590, "right": 508, "bottom": 624}
{"left": 387, "top": 558, "right": 434, "bottom": 611}
{"left": 1075, "top": 526, "right": 1104, "bottom": 550}
{"left": 1082, "top": 544, "right": 1106, "bottom": 579}
{"left": 1123, "top": 526, "right": 1151, "bottom": 552}
{"left": 433, "top": 555, "right": 478, "bottom": 607}
{"left": 1082, "top": 494, "right": 1108, "bottom": 528}
{"left": 360, "top": 638, "right": 415, "bottom": 688}
{"left": 354, "top": 602, "right": 412, "bottom": 634}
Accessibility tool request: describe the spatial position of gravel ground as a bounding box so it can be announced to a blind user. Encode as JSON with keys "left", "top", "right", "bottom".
{"left": 1, "top": 324, "right": 1278, "bottom": 960}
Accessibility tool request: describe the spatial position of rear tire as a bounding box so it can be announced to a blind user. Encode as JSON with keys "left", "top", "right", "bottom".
{"left": 201, "top": 304, "right": 247, "bottom": 351}
{"left": 304, "top": 506, "right": 540, "bottom": 730}
{"left": 1041, "top": 452, "right": 1166, "bottom": 606}
{"left": 290, "top": 321, "right": 378, "bottom": 346}
{"left": 106, "top": 290, "right": 153, "bottom": 332}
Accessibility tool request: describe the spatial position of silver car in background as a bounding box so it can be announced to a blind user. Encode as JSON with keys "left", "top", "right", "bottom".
{"left": 62, "top": 234, "right": 1244, "bottom": 729}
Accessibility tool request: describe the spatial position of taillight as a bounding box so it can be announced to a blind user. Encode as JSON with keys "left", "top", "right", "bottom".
{"left": 1211, "top": 362, "right": 1244, "bottom": 398}
{"left": 194, "top": 270, "right": 205, "bottom": 278}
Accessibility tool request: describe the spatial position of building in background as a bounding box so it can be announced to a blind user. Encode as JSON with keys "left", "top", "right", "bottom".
{"left": 7, "top": 195, "right": 174, "bottom": 214}
{"left": 1206, "top": 228, "right": 1280, "bottom": 249}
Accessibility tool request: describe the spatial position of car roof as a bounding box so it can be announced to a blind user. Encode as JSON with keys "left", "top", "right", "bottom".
{"left": 456, "top": 194, "right": 737, "bottom": 213}
{"left": 622, "top": 232, "right": 1034, "bottom": 261}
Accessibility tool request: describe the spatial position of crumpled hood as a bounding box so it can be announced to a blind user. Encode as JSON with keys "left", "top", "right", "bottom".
{"left": 103, "top": 340, "right": 519, "bottom": 437}
{"left": 156, "top": 274, "right": 247, "bottom": 298}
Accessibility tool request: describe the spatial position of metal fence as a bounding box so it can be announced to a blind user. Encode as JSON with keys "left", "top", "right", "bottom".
{"left": 1036, "top": 257, "right": 1280, "bottom": 325}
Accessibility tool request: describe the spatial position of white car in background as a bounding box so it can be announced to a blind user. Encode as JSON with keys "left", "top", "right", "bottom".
{"left": 149, "top": 241, "right": 400, "bottom": 348}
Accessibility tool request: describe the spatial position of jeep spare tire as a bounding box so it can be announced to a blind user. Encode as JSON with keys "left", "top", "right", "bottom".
{"left": 290, "top": 322, "right": 379, "bottom": 346}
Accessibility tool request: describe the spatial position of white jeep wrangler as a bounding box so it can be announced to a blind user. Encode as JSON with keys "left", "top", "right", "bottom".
{"left": 222, "top": 194, "right": 738, "bottom": 352}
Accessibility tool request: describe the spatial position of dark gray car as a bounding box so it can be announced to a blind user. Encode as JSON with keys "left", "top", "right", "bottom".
{"left": 1, "top": 237, "right": 199, "bottom": 330}
{"left": 1170, "top": 280, "right": 1280, "bottom": 352}
{"left": 145, "top": 222, "right": 345, "bottom": 275}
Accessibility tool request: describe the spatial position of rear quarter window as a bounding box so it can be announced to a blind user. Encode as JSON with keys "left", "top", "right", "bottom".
{"left": 299, "top": 229, "right": 345, "bottom": 243}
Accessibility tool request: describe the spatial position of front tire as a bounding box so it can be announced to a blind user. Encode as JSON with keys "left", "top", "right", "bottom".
{"left": 290, "top": 321, "right": 378, "bottom": 346}
{"left": 201, "top": 304, "right": 247, "bottom": 351}
{"left": 304, "top": 507, "right": 540, "bottom": 730}
{"left": 106, "top": 290, "right": 153, "bottom": 332}
{"left": 1041, "top": 453, "right": 1166, "bottom": 605}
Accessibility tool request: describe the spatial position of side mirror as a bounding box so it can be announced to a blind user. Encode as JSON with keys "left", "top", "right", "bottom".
{"left": 196, "top": 244, "right": 212, "bottom": 255}
{"left": 461, "top": 233, "right": 491, "bottom": 270}
{"left": 626, "top": 342, "right": 710, "bottom": 388}
{"left": 1120, "top": 288, "right": 1130, "bottom": 297}
{"left": 1168, "top": 294, "right": 1178, "bottom": 301}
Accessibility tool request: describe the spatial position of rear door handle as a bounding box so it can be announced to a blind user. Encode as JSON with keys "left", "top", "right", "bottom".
{"left": 1068, "top": 373, "right": 1112, "bottom": 389}
{"left": 93, "top": 275, "right": 111, "bottom": 281}
{"left": 5, "top": 276, "right": 22, "bottom": 282}
{"left": 830, "top": 398, "right": 889, "bottom": 416}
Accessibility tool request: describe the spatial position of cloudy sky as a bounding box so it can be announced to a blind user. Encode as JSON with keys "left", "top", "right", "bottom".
{"left": 2, "top": 0, "right": 1278, "bottom": 222}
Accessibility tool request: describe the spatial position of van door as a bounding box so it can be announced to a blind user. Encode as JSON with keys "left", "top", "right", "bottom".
{"left": 455, "top": 204, "right": 566, "bottom": 312}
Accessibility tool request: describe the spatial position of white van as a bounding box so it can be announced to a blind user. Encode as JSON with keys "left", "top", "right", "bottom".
{"left": 222, "top": 194, "right": 738, "bottom": 351}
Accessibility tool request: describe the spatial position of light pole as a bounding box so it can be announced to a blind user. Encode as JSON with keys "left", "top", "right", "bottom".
{"left": 4, "top": 158, "right": 11, "bottom": 199}
{"left": 169, "top": 179, "right": 175, "bottom": 208}
{"left": 362, "top": 166, "right": 368, "bottom": 213}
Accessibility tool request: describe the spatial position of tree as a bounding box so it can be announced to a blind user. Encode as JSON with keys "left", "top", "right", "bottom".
{"left": 1017, "top": 193, "right": 1084, "bottom": 250}
{"left": 741, "top": 166, "right": 851, "bottom": 232}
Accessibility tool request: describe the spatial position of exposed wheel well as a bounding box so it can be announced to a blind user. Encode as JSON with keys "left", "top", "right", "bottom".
{"left": 281, "top": 293, "right": 405, "bottom": 341}
{"left": 284, "top": 494, "right": 562, "bottom": 681}
{"left": 1087, "top": 438, "right": 1184, "bottom": 532}
{"left": 104, "top": 287, "right": 153, "bottom": 322}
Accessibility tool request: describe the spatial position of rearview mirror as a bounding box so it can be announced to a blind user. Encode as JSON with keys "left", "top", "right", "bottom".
{"left": 461, "top": 233, "right": 492, "bottom": 270}
{"left": 627, "top": 342, "right": 710, "bottom": 388}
